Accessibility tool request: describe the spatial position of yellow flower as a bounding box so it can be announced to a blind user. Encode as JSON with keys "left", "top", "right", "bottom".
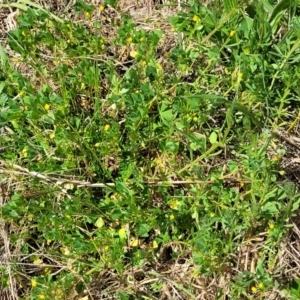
{"left": 169, "top": 199, "right": 180, "bottom": 210}
{"left": 47, "top": 239, "right": 51, "bottom": 245}
{"left": 130, "top": 50, "right": 138, "bottom": 58}
{"left": 269, "top": 223, "right": 274, "bottom": 230}
{"left": 38, "top": 294, "right": 45, "bottom": 299}
{"left": 126, "top": 37, "right": 133, "bottom": 44}
{"left": 251, "top": 286, "right": 257, "bottom": 293}
{"left": 65, "top": 214, "right": 71, "bottom": 219}
{"left": 152, "top": 241, "right": 158, "bottom": 249}
{"left": 169, "top": 214, "right": 175, "bottom": 220}
{"left": 19, "top": 90, "right": 25, "bottom": 96}
{"left": 44, "top": 104, "right": 50, "bottom": 111}
{"left": 99, "top": 5, "right": 105, "bottom": 11}
{"left": 141, "top": 61, "right": 147, "bottom": 67}
{"left": 104, "top": 124, "right": 110, "bottom": 131}
{"left": 193, "top": 116, "right": 198, "bottom": 121}
{"left": 130, "top": 239, "right": 140, "bottom": 247}
{"left": 33, "top": 257, "right": 42, "bottom": 265}
{"left": 11, "top": 58, "right": 20, "bottom": 63}
{"left": 55, "top": 289, "right": 64, "bottom": 297}
{"left": 237, "top": 72, "right": 243, "bottom": 79}
{"left": 258, "top": 283, "right": 264, "bottom": 289}
{"left": 22, "top": 148, "right": 28, "bottom": 158}
{"left": 118, "top": 227, "right": 127, "bottom": 239}
{"left": 31, "top": 279, "right": 37, "bottom": 287}
{"left": 192, "top": 15, "right": 200, "bottom": 22}
{"left": 229, "top": 30, "right": 235, "bottom": 37}
{"left": 139, "top": 37, "right": 144, "bottom": 42}
{"left": 84, "top": 11, "right": 91, "bottom": 19}
{"left": 60, "top": 247, "right": 70, "bottom": 255}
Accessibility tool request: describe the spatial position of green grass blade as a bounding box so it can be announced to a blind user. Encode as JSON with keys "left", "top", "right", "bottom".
{"left": 269, "top": 0, "right": 292, "bottom": 24}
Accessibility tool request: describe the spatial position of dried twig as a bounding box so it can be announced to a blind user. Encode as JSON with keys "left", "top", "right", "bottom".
{"left": 0, "top": 159, "right": 289, "bottom": 190}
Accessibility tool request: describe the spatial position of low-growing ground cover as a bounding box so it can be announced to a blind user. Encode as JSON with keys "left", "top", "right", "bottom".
{"left": 1, "top": 0, "right": 300, "bottom": 299}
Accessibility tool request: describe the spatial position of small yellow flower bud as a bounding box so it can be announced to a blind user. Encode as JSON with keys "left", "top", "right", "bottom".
{"left": 31, "top": 279, "right": 37, "bottom": 287}
{"left": 258, "top": 283, "right": 264, "bottom": 289}
{"left": 104, "top": 124, "right": 110, "bottom": 131}
{"left": 192, "top": 15, "right": 200, "bottom": 22}
{"left": 22, "top": 148, "right": 28, "bottom": 158}
{"left": 44, "top": 104, "right": 50, "bottom": 111}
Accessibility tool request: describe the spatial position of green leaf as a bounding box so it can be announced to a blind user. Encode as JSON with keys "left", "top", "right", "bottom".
{"left": 95, "top": 217, "right": 105, "bottom": 228}
{"left": 228, "top": 160, "right": 238, "bottom": 173}
{"left": 138, "top": 224, "right": 151, "bottom": 237}
{"left": 160, "top": 109, "right": 173, "bottom": 122}
{"left": 0, "top": 82, "right": 6, "bottom": 94}
{"left": 209, "top": 132, "right": 218, "bottom": 144}
{"left": 154, "top": 29, "right": 163, "bottom": 39}
{"left": 269, "top": 0, "right": 293, "bottom": 24}
{"left": 290, "top": 279, "right": 300, "bottom": 297}
{"left": 224, "top": 0, "right": 238, "bottom": 13}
